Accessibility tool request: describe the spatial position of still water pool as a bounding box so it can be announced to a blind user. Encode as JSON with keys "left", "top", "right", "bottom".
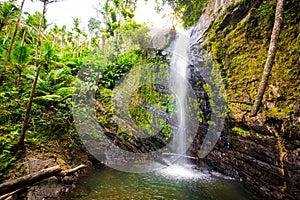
{"left": 67, "top": 164, "right": 254, "bottom": 200}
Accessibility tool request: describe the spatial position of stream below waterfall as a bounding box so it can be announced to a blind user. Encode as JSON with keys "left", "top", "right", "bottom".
{"left": 64, "top": 164, "right": 255, "bottom": 200}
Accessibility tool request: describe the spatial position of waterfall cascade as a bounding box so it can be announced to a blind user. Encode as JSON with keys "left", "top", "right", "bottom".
{"left": 168, "top": 30, "right": 191, "bottom": 165}
{"left": 162, "top": 0, "right": 231, "bottom": 168}
{"left": 74, "top": 0, "right": 234, "bottom": 174}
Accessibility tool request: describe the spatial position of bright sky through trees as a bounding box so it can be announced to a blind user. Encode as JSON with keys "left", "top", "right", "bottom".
{"left": 11, "top": 0, "right": 175, "bottom": 30}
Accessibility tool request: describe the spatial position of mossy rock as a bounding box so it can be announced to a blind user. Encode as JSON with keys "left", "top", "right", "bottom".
{"left": 55, "top": 87, "right": 76, "bottom": 99}
{"left": 33, "top": 94, "right": 62, "bottom": 105}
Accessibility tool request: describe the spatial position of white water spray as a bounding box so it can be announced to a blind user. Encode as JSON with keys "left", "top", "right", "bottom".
{"left": 169, "top": 30, "right": 191, "bottom": 164}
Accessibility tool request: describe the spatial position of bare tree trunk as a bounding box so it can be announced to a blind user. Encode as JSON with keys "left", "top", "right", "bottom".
{"left": 18, "top": 64, "right": 42, "bottom": 151}
{"left": 3, "top": 29, "right": 11, "bottom": 45}
{"left": 21, "top": 28, "right": 27, "bottom": 46}
{"left": 15, "top": 69, "right": 22, "bottom": 87}
{"left": 1, "top": 0, "right": 26, "bottom": 82}
{"left": 17, "top": 0, "right": 64, "bottom": 152}
{"left": 17, "top": 1, "right": 46, "bottom": 152}
{"left": 250, "top": 0, "right": 285, "bottom": 117}
{"left": 0, "top": 23, "right": 4, "bottom": 33}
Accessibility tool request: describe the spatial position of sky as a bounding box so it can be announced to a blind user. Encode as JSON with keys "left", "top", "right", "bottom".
{"left": 12, "top": 0, "right": 175, "bottom": 31}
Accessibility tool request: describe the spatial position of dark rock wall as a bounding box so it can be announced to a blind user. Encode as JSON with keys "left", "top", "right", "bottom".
{"left": 204, "top": 123, "right": 299, "bottom": 199}
{"left": 188, "top": 0, "right": 300, "bottom": 199}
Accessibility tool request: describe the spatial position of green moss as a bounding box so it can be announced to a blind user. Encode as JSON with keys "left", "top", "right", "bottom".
{"left": 206, "top": 0, "right": 299, "bottom": 149}
{"left": 96, "top": 87, "right": 114, "bottom": 128}
{"left": 128, "top": 84, "right": 176, "bottom": 138}
{"left": 268, "top": 107, "right": 293, "bottom": 120}
{"left": 232, "top": 126, "right": 250, "bottom": 137}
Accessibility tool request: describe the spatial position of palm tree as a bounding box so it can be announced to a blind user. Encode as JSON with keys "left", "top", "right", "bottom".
{"left": 2, "top": 0, "right": 27, "bottom": 82}
{"left": 65, "top": 31, "right": 73, "bottom": 56}
{"left": 50, "top": 25, "right": 60, "bottom": 48}
{"left": 250, "top": 0, "right": 285, "bottom": 116}
{"left": 2, "top": 24, "right": 13, "bottom": 45}
{"left": 72, "top": 17, "right": 82, "bottom": 56}
{"left": 21, "top": 11, "right": 44, "bottom": 46}
{"left": 59, "top": 25, "right": 66, "bottom": 55}
{"left": 0, "top": 2, "right": 19, "bottom": 32}
{"left": 11, "top": 44, "right": 30, "bottom": 87}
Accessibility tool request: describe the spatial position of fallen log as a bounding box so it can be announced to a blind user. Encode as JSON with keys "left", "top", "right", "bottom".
{"left": 0, "top": 188, "right": 23, "bottom": 200}
{"left": 0, "top": 164, "right": 87, "bottom": 197}
{"left": 0, "top": 165, "right": 61, "bottom": 196}
{"left": 162, "top": 153, "right": 198, "bottom": 160}
{"left": 57, "top": 164, "right": 87, "bottom": 177}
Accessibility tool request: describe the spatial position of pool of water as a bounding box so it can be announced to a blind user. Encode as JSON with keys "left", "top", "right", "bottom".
{"left": 66, "top": 164, "right": 254, "bottom": 200}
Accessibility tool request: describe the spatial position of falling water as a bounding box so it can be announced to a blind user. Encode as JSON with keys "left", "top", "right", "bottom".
{"left": 169, "top": 29, "right": 191, "bottom": 164}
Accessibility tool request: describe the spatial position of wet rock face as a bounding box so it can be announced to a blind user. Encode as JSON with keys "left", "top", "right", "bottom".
{"left": 190, "top": 59, "right": 300, "bottom": 199}
{"left": 188, "top": 56, "right": 300, "bottom": 199}
{"left": 189, "top": 50, "right": 300, "bottom": 199}
{"left": 203, "top": 125, "right": 300, "bottom": 199}
{"left": 21, "top": 176, "right": 75, "bottom": 200}
{"left": 186, "top": 0, "right": 300, "bottom": 198}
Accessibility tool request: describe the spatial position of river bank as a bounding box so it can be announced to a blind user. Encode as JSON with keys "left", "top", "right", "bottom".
{"left": 1, "top": 139, "right": 100, "bottom": 200}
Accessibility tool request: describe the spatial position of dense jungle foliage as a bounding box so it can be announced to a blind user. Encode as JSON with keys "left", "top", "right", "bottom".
{"left": 0, "top": 0, "right": 160, "bottom": 181}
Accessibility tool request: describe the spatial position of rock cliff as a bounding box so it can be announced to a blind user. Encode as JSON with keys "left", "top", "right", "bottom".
{"left": 189, "top": 0, "right": 299, "bottom": 199}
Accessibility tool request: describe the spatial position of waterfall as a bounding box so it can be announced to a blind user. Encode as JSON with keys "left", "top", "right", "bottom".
{"left": 168, "top": 29, "right": 192, "bottom": 165}
{"left": 165, "top": 0, "right": 231, "bottom": 163}
{"left": 73, "top": 0, "right": 237, "bottom": 174}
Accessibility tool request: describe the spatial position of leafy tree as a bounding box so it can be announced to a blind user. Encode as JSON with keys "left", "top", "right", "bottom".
{"left": 158, "top": 0, "right": 208, "bottom": 27}
{"left": 88, "top": 17, "right": 102, "bottom": 48}
{"left": 99, "top": 49, "right": 142, "bottom": 89}
{"left": 100, "top": 0, "right": 135, "bottom": 37}
{"left": 116, "top": 20, "right": 150, "bottom": 52}
{"left": 88, "top": 17, "right": 101, "bottom": 36}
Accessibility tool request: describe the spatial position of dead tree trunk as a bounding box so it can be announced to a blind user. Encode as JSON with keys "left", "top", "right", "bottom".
{"left": 162, "top": 153, "right": 198, "bottom": 160}
{"left": 0, "top": 164, "right": 87, "bottom": 197}
{"left": 0, "top": 166, "right": 62, "bottom": 196}
{"left": 250, "top": 0, "right": 285, "bottom": 116}
{"left": 57, "top": 164, "right": 87, "bottom": 177}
